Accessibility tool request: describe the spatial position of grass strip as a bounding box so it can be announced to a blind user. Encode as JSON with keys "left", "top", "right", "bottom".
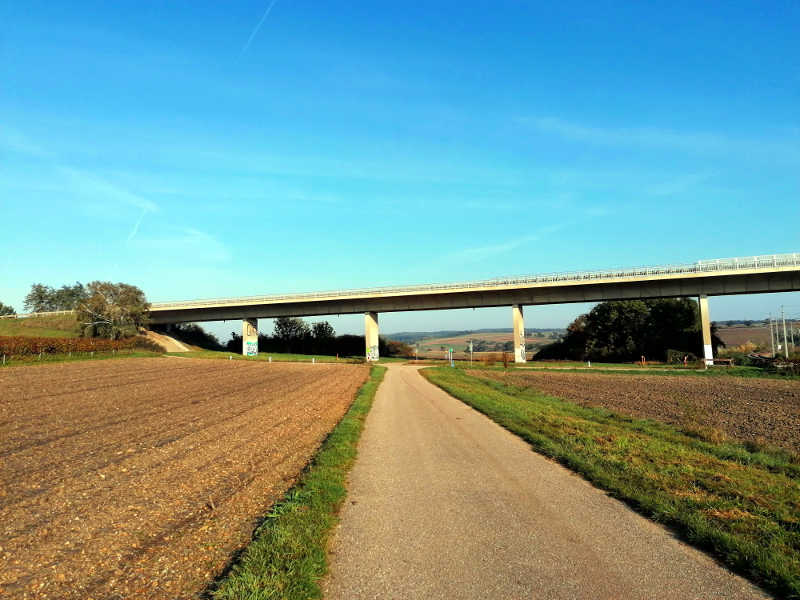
{"left": 210, "top": 365, "right": 387, "bottom": 600}
{"left": 462, "top": 363, "right": 798, "bottom": 380}
{"left": 422, "top": 367, "right": 800, "bottom": 599}
{"left": 0, "top": 350, "right": 162, "bottom": 368}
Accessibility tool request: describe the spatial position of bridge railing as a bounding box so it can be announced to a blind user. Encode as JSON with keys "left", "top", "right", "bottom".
{"left": 150, "top": 252, "right": 800, "bottom": 309}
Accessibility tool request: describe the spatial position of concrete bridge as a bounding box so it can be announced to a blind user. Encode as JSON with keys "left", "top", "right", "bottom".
{"left": 149, "top": 253, "right": 800, "bottom": 364}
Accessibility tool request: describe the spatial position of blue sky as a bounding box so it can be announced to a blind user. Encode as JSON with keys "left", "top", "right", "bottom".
{"left": 1, "top": 1, "right": 798, "bottom": 338}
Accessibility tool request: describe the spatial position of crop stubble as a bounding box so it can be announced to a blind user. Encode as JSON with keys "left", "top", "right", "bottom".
{"left": 470, "top": 370, "right": 800, "bottom": 453}
{"left": 0, "top": 358, "right": 368, "bottom": 599}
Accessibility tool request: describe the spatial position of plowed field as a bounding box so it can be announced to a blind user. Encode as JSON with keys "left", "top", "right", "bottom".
{"left": 0, "top": 357, "right": 368, "bottom": 599}
{"left": 468, "top": 370, "right": 800, "bottom": 454}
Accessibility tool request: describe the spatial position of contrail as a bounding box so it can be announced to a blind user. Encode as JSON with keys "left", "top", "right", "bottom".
{"left": 241, "top": 0, "right": 278, "bottom": 55}
{"left": 127, "top": 208, "right": 147, "bottom": 243}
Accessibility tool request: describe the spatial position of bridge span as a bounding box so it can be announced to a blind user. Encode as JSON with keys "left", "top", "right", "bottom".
{"left": 149, "top": 253, "right": 800, "bottom": 364}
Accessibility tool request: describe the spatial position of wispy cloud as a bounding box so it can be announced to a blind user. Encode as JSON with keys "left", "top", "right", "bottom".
{"left": 57, "top": 166, "right": 158, "bottom": 241}
{"left": 646, "top": 172, "right": 716, "bottom": 197}
{"left": 521, "top": 117, "right": 800, "bottom": 163}
{"left": 0, "top": 125, "right": 51, "bottom": 158}
{"left": 448, "top": 224, "right": 570, "bottom": 263}
{"left": 241, "top": 0, "right": 278, "bottom": 55}
{"left": 129, "top": 227, "right": 231, "bottom": 263}
{"left": 58, "top": 166, "right": 158, "bottom": 213}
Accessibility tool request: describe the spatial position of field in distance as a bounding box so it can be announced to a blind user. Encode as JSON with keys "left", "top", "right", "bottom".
{"left": 0, "top": 357, "right": 369, "bottom": 599}
{"left": 716, "top": 324, "right": 772, "bottom": 348}
{"left": 410, "top": 329, "right": 562, "bottom": 354}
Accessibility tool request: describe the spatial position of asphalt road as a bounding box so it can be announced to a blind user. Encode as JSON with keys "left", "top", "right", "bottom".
{"left": 324, "top": 364, "right": 770, "bottom": 600}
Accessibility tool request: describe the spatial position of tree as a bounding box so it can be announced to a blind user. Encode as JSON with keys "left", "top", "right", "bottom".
{"left": 534, "top": 298, "right": 724, "bottom": 362}
{"left": 273, "top": 317, "right": 310, "bottom": 352}
{"left": 24, "top": 284, "right": 55, "bottom": 312}
{"left": 312, "top": 321, "right": 335, "bottom": 340}
{"left": 53, "top": 282, "right": 87, "bottom": 310}
{"left": 0, "top": 302, "right": 15, "bottom": 316}
{"left": 23, "top": 281, "right": 88, "bottom": 312}
{"left": 76, "top": 281, "right": 150, "bottom": 339}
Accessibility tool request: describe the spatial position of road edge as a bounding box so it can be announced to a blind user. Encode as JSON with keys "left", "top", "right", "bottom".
{"left": 208, "top": 365, "right": 387, "bottom": 600}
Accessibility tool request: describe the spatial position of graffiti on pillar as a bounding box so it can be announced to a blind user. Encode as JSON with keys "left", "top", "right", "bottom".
{"left": 246, "top": 341, "right": 258, "bottom": 356}
{"left": 245, "top": 322, "right": 257, "bottom": 337}
{"left": 517, "top": 343, "right": 526, "bottom": 362}
{"left": 366, "top": 345, "right": 379, "bottom": 362}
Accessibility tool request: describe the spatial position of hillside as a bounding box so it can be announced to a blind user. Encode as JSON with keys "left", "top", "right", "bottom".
{"left": 0, "top": 314, "right": 80, "bottom": 338}
{"left": 389, "top": 328, "right": 564, "bottom": 345}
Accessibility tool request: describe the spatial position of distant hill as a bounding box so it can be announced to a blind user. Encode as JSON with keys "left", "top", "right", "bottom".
{"left": 387, "top": 328, "right": 565, "bottom": 344}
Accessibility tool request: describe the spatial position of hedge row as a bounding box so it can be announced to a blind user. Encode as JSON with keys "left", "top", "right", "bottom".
{"left": 0, "top": 336, "right": 162, "bottom": 357}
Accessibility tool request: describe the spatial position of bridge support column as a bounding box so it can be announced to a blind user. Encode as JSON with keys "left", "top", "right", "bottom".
{"left": 699, "top": 295, "right": 713, "bottom": 367}
{"left": 512, "top": 304, "right": 526, "bottom": 363}
{"left": 365, "top": 312, "right": 379, "bottom": 361}
{"left": 243, "top": 318, "right": 258, "bottom": 356}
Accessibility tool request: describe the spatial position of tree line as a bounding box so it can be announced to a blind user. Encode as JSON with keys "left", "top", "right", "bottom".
{"left": 535, "top": 298, "right": 724, "bottom": 362}
{"left": 224, "top": 317, "right": 404, "bottom": 357}
{"left": 6, "top": 281, "right": 151, "bottom": 340}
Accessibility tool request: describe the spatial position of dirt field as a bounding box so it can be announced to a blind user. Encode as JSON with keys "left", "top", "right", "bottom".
{"left": 716, "top": 325, "right": 772, "bottom": 348}
{"left": 468, "top": 370, "right": 800, "bottom": 454}
{"left": 0, "top": 357, "right": 368, "bottom": 599}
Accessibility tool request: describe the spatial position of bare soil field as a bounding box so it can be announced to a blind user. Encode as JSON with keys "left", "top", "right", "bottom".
{"left": 716, "top": 325, "right": 771, "bottom": 348}
{"left": 0, "top": 357, "right": 368, "bottom": 599}
{"left": 468, "top": 370, "right": 800, "bottom": 454}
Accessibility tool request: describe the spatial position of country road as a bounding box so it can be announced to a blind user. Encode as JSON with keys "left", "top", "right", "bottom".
{"left": 324, "top": 364, "right": 770, "bottom": 600}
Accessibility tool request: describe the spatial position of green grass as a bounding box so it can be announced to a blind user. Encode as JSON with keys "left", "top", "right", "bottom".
{"left": 209, "top": 365, "right": 387, "bottom": 600}
{"left": 0, "top": 314, "right": 79, "bottom": 338}
{"left": 462, "top": 362, "right": 797, "bottom": 380}
{"left": 0, "top": 350, "right": 163, "bottom": 368}
{"left": 422, "top": 367, "right": 800, "bottom": 598}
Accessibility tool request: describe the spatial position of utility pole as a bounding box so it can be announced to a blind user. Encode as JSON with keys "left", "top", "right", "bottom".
{"left": 782, "top": 306, "right": 789, "bottom": 359}
{"left": 769, "top": 313, "right": 775, "bottom": 357}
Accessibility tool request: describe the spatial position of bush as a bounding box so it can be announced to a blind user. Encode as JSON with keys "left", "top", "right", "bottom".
{"left": 0, "top": 335, "right": 161, "bottom": 357}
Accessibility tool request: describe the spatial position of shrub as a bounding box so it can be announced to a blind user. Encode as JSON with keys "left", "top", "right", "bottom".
{"left": 0, "top": 335, "right": 161, "bottom": 357}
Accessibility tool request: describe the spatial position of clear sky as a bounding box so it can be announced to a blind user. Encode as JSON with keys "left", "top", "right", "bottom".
{"left": 1, "top": 1, "right": 798, "bottom": 339}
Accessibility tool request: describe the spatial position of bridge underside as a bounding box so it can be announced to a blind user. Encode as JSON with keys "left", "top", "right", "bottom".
{"left": 149, "top": 271, "right": 800, "bottom": 325}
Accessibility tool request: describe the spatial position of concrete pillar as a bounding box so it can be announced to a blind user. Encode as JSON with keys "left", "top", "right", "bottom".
{"left": 512, "top": 304, "right": 526, "bottom": 363}
{"left": 243, "top": 318, "right": 258, "bottom": 356}
{"left": 365, "top": 311, "right": 379, "bottom": 361}
{"left": 698, "top": 295, "right": 713, "bottom": 367}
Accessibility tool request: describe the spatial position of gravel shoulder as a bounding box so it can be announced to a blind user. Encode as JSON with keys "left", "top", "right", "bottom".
{"left": 0, "top": 357, "right": 368, "bottom": 599}
{"left": 470, "top": 369, "right": 800, "bottom": 454}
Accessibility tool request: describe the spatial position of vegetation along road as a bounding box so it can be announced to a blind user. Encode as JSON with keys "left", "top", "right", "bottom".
{"left": 324, "top": 364, "right": 769, "bottom": 599}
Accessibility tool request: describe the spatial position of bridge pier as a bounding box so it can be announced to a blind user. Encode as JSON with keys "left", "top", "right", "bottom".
{"left": 699, "top": 295, "right": 713, "bottom": 367}
{"left": 512, "top": 304, "right": 526, "bottom": 363}
{"left": 243, "top": 318, "right": 258, "bottom": 356}
{"left": 365, "top": 312, "right": 379, "bottom": 361}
